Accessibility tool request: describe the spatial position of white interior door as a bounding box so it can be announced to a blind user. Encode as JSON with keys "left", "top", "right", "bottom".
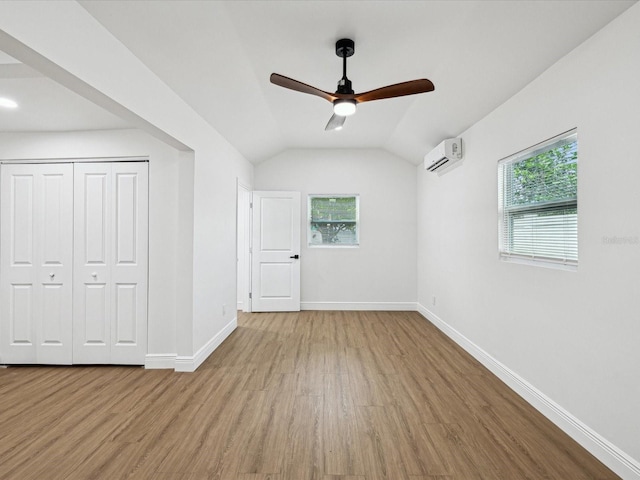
{"left": 73, "top": 162, "right": 148, "bottom": 364}
{"left": 0, "top": 163, "right": 74, "bottom": 364}
{"left": 251, "top": 191, "right": 300, "bottom": 312}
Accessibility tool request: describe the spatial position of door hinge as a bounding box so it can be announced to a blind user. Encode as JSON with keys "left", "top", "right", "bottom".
{"left": 249, "top": 292, "right": 252, "bottom": 299}
{"left": 250, "top": 202, "right": 253, "bottom": 209}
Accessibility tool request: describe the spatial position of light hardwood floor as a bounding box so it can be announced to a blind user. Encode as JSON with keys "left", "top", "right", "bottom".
{"left": 0, "top": 311, "right": 618, "bottom": 479}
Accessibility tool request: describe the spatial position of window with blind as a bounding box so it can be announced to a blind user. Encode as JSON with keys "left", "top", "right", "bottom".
{"left": 498, "top": 130, "right": 578, "bottom": 268}
{"left": 308, "top": 195, "right": 359, "bottom": 247}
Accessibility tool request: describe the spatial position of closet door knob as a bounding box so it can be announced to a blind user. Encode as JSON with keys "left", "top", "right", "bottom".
{"left": 49, "top": 273, "right": 55, "bottom": 278}
{"left": 91, "top": 272, "right": 98, "bottom": 278}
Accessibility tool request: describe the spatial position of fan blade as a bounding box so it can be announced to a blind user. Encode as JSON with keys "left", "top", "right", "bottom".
{"left": 270, "top": 73, "right": 336, "bottom": 102}
{"left": 354, "top": 79, "right": 434, "bottom": 103}
{"left": 325, "top": 113, "right": 346, "bottom": 131}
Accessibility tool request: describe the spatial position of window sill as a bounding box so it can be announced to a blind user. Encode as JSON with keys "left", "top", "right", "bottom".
{"left": 499, "top": 253, "right": 577, "bottom": 272}
{"left": 308, "top": 244, "right": 359, "bottom": 249}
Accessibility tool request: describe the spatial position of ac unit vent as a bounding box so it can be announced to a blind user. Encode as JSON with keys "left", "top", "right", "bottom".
{"left": 424, "top": 138, "right": 463, "bottom": 173}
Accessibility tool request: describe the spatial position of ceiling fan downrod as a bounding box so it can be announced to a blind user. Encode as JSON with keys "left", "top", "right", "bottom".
{"left": 335, "top": 38, "right": 354, "bottom": 95}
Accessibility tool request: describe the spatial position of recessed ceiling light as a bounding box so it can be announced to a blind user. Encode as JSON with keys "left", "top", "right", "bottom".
{"left": 0, "top": 97, "right": 18, "bottom": 109}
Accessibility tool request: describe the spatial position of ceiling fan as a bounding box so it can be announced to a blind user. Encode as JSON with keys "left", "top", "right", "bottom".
{"left": 270, "top": 38, "right": 435, "bottom": 131}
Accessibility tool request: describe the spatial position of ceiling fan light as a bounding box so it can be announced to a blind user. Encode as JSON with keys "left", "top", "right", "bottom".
{"left": 0, "top": 97, "right": 18, "bottom": 109}
{"left": 333, "top": 99, "right": 356, "bottom": 117}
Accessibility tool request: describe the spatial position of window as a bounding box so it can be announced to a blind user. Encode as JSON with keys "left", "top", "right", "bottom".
{"left": 498, "top": 130, "right": 578, "bottom": 268}
{"left": 308, "top": 195, "right": 359, "bottom": 247}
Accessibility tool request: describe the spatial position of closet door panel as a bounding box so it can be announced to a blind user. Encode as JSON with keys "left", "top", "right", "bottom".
{"left": 84, "top": 173, "right": 108, "bottom": 264}
{"left": 115, "top": 172, "right": 137, "bottom": 264}
{"left": 42, "top": 172, "right": 66, "bottom": 264}
{"left": 111, "top": 163, "right": 148, "bottom": 364}
{"left": 73, "top": 162, "right": 147, "bottom": 365}
{"left": 1, "top": 164, "right": 73, "bottom": 364}
{"left": 41, "top": 285, "right": 63, "bottom": 343}
{"left": 73, "top": 164, "right": 111, "bottom": 364}
{"left": 9, "top": 285, "right": 33, "bottom": 345}
{"left": 11, "top": 174, "right": 34, "bottom": 266}
{"left": 38, "top": 168, "right": 74, "bottom": 363}
{"left": 115, "top": 283, "right": 137, "bottom": 344}
{"left": 83, "top": 284, "right": 108, "bottom": 343}
{"left": 1, "top": 173, "right": 36, "bottom": 362}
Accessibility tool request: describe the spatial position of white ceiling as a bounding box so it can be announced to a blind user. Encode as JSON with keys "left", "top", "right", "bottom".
{"left": 0, "top": 51, "right": 130, "bottom": 133}
{"left": 1, "top": 1, "right": 636, "bottom": 164}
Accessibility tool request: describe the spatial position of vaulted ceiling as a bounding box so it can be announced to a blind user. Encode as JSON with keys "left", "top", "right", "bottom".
{"left": 1, "top": 1, "right": 635, "bottom": 164}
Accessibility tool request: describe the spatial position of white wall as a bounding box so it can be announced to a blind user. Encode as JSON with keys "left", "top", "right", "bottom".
{"left": 417, "top": 3, "right": 640, "bottom": 474}
{"left": 190, "top": 140, "right": 252, "bottom": 355}
{"left": 0, "top": 1, "right": 254, "bottom": 370}
{"left": 255, "top": 149, "right": 416, "bottom": 309}
{"left": 0, "top": 129, "right": 183, "bottom": 359}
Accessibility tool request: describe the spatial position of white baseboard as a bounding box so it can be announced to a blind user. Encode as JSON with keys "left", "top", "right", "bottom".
{"left": 301, "top": 301, "right": 417, "bottom": 311}
{"left": 174, "top": 316, "right": 237, "bottom": 373}
{"left": 144, "top": 353, "right": 177, "bottom": 369}
{"left": 417, "top": 303, "right": 640, "bottom": 480}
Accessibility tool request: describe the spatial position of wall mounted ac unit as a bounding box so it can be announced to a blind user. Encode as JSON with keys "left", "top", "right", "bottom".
{"left": 424, "top": 138, "right": 463, "bottom": 172}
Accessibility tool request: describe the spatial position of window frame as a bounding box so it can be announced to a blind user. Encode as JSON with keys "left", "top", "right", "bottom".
{"left": 307, "top": 194, "right": 360, "bottom": 248}
{"left": 497, "top": 129, "right": 578, "bottom": 270}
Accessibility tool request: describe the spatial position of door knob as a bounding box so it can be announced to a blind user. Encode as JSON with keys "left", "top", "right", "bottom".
{"left": 289, "top": 254, "right": 299, "bottom": 259}
{"left": 91, "top": 272, "right": 98, "bottom": 278}
{"left": 49, "top": 272, "right": 55, "bottom": 278}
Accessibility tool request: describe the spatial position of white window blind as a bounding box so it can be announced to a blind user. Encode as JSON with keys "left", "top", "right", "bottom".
{"left": 498, "top": 130, "right": 578, "bottom": 267}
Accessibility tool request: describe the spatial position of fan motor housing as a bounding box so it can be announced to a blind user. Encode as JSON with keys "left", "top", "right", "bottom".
{"left": 336, "top": 38, "right": 355, "bottom": 58}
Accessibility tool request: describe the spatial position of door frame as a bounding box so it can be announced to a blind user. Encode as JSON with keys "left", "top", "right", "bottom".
{"left": 236, "top": 179, "right": 252, "bottom": 313}
{"left": 0, "top": 156, "right": 148, "bottom": 165}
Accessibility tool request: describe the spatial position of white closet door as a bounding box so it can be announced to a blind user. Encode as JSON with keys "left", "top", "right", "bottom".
{"left": 0, "top": 163, "right": 74, "bottom": 364}
{"left": 110, "top": 163, "right": 148, "bottom": 364}
{"left": 73, "top": 162, "right": 148, "bottom": 364}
